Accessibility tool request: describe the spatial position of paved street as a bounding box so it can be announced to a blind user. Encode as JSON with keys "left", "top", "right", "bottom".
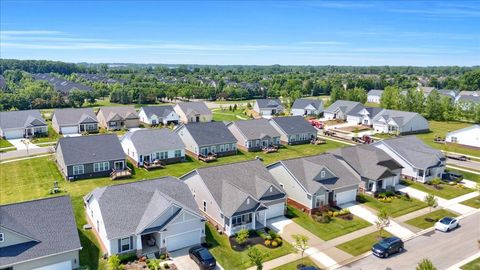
{"left": 447, "top": 157, "right": 480, "bottom": 171}
{"left": 0, "top": 146, "right": 54, "bottom": 161}
{"left": 338, "top": 212, "right": 480, "bottom": 270}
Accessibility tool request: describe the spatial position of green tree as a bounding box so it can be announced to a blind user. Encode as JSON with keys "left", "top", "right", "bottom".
{"left": 69, "top": 89, "right": 87, "bottom": 108}
{"left": 416, "top": 258, "right": 437, "bottom": 270}
{"left": 380, "top": 86, "right": 401, "bottom": 109}
{"left": 425, "top": 91, "right": 443, "bottom": 120}
{"left": 375, "top": 208, "right": 390, "bottom": 237}
{"left": 235, "top": 229, "right": 249, "bottom": 245}
{"left": 247, "top": 246, "right": 267, "bottom": 270}
{"left": 108, "top": 255, "right": 123, "bottom": 270}
{"left": 292, "top": 234, "right": 310, "bottom": 267}
{"left": 424, "top": 194, "right": 438, "bottom": 213}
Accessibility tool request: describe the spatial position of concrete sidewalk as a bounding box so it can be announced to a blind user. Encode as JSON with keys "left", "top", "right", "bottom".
{"left": 0, "top": 147, "right": 54, "bottom": 161}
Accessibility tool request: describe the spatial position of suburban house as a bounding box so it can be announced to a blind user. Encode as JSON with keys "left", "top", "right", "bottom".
{"left": 418, "top": 86, "right": 436, "bottom": 97}
{"left": 267, "top": 153, "right": 361, "bottom": 213}
{"left": 0, "top": 196, "right": 82, "bottom": 270}
{"left": 445, "top": 125, "right": 480, "bottom": 149}
{"left": 120, "top": 128, "right": 185, "bottom": 167}
{"left": 227, "top": 119, "right": 281, "bottom": 152}
{"left": 372, "top": 109, "right": 429, "bottom": 134}
{"left": 455, "top": 91, "right": 480, "bottom": 109}
{"left": 373, "top": 136, "right": 446, "bottom": 183}
{"left": 52, "top": 108, "right": 99, "bottom": 135}
{"left": 0, "top": 110, "right": 47, "bottom": 139}
{"left": 138, "top": 105, "right": 180, "bottom": 126}
{"left": 173, "top": 102, "right": 212, "bottom": 123}
{"left": 269, "top": 116, "right": 317, "bottom": 145}
{"left": 330, "top": 145, "right": 403, "bottom": 194}
{"left": 291, "top": 99, "right": 323, "bottom": 116}
{"left": 323, "top": 100, "right": 365, "bottom": 121}
{"left": 437, "top": 89, "right": 458, "bottom": 100}
{"left": 96, "top": 106, "right": 140, "bottom": 131}
{"left": 367, "top": 90, "right": 384, "bottom": 104}
{"left": 56, "top": 134, "right": 128, "bottom": 180}
{"left": 253, "top": 99, "right": 284, "bottom": 118}
{"left": 181, "top": 160, "right": 286, "bottom": 236}
{"left": 176, "top": 121, "right": 237, "bottom": 159}
{"left": 347, "top": 107, "right": 385, "bottom": 126}
{"left": 84, "top": 177, "right": 205, "bottom": 256}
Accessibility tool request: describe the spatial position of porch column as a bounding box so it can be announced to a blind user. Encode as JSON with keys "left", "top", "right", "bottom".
{"left": 252, "top": 213, "right": 256, "bottom": 230}
{"left": 264, "top": 211, "right": 267, "bottom": 226}
{"left": 422, "top": 169, "right": 426, "bottom": 182}
{"left": 371, "top": 181, "right": 377, "bottom": 192}
{"left": 136, "top": 235, "right": 142, "bottom": 257}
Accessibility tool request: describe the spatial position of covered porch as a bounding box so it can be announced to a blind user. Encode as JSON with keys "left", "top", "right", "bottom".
{"left": 225, "top": 210, "right": 267, "bottom": 236}
{"left": 138, "top": 232, "right": 162, "bottom": 258}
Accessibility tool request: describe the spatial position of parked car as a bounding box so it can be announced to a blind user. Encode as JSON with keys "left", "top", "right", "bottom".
{"left": 189, "top": 246, "right": 216, "bottom": 270}
{"left": 371, "top": 237, "right": 404, "bottom": 258}
{"left": 435, "top": 217, "right": 459, "bottom": 232}
{"left": 441, "top": 171, "right": 463, "bottom": 182}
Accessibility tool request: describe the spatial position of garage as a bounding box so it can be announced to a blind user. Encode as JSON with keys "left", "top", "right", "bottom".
{"left": 165, "top": 229, "right": 201, "bottom": 252}
{"left": 60, "top": 126, "right": 79, "bottom": 134}
{"left": 33, "top": 260, "right": 72, "bottom": 270}
{"left": 4, "top": 129, "right": 24, "bottom": 139}
{"left": 265, "top": 202, "right": 285, "bottom": 219}
{"left": 335, "top": 189, "right": 357, "bottom": 205}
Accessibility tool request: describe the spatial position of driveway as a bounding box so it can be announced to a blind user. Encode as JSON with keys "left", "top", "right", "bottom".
{"left": 8, "top": 138, "right": 40, "bottom": 150}
{"left": 170, "top": 247, "right": 223, "bottom": 270}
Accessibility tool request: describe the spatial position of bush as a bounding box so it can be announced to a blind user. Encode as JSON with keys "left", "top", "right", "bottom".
{"left": 159, "top": 254, "right": 166, "bottom": 260}
{"left": 271, "top": 240, "right": 278, "bottom": 247}
{"left": 315, "top": 212, "right": 331, "bottom": 223}
{"left": 235, "top": 229, "right": 249, "bottom": 245}
{"left": 275, "top": 238, "right": 282, "bottom": 244}
{"left": 117, "top": 252, "right": 137, "bottom": 263}
{"left": 333, "top": 211, "right": 339, "bottom": 217}
{"left": 264, "top": 240, "right": 271, "bottom": 246}
{"left": 268, "top": 230, "right": 279, "bottom": 239}
{"left": 163, "top": 263, "right": 170, "bottom": 269}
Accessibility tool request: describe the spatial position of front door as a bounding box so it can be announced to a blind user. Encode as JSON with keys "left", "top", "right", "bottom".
{"left": 114, "top": 161, "right": 124, "bottom": 170}
{"left": 328, "top": 191, "right": 335, "bottom": 204}
{"left": 195, "top": 115, "right": 200, "bottom": 122}
{"left": 144, "top": 155, "right": 150, "bottom": 163}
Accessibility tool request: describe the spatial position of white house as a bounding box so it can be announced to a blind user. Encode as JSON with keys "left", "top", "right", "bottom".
{"left": 372, "top": 109, "right": 429, "bottom": 134}
{"left": 445, "top": 125, "right": 480, "bottom": 148}
{"left": 346, "top": 107, "right": 384, "bottom": 125}
{"left": 0, "top": 110, "right": 48, "bottom": 139}
{"left": 291, "top": 99, "right": 323, "bottom": 116}
{"left": 367, "top": 90, "right": 384, "bottom": 104}
{"left": 323, "top": 100, "right": 364, "bottom": 121}
{"left": 173, "top": 102, "right": 212, "bottom": 124}
{"left": 52, "top": 108, "right": 99, "bottom": 134}
{"left": 253, "top": 99, "right": 284, "bottom": 118}
{"left": 138, "top": 105, "right": 179, "bottom": 126}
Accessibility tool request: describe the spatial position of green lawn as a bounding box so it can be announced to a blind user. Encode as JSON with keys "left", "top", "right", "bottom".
{"left": 364, "top": 102, "right": 381, "bottom": 108}
{"left": 336, "top": 231, "right": 393, "bottom": 256}
{"left": 405, "top": 209, "right": 458, "bottom": 229}
{"left": 461, "top": 257, "right": 480, "bottom": 270}
{"left": 447, "top": 168, "right": 480, "bottom": 183}
{"left": 212, "top": 108, "right": 250, "bottom": 121}
{"left": 213, "top": 99, "right": 254, "bottom": 104}
{"left": 272, "top": 258, "right": 318, "bottom": 270}
{"left": 357, "top": 194, "right": 427, "bottom": 217}
{"left": 401, "top": 179, "right": 473, "bottom": 200}
{"left": 206, "top": 224, "right": 294, "bottom": 270}
{"left": 286, "top": 206, "right": 371, "bottom": 241}
{"left": 0, "top": 138, "right": 14, "bottom": 148}
{"left": 462, "top": 196, "right": 480, "bottom": 209}
{"left": 31, "top": 122, "right": 62, "bottom": 144}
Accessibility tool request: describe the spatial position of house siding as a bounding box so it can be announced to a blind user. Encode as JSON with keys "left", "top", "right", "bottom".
{"left": 64, "top": 159, "right": 126, "bottom": 180}
{"left": 10, "top": 250, "right": 80, "bottom": 270}
{"left": 267, "top": 164, "right": 312, "bottom": 208}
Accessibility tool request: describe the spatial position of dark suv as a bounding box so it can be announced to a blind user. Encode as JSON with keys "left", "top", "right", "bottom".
{"left": 371, "top": 237, "right": 404, "bottom": 258}
{"left": 189, "top": 246, "right": 216, "bottom": 270}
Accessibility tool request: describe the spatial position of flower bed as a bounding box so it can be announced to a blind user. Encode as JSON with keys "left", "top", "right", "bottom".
{"left": 312, "top": 207, "right": 353, "bottom": 223}
{"left": 229, "top": 229, "right": 284, "bottom": 251}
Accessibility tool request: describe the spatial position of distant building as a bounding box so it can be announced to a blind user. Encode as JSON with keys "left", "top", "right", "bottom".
{"left": 367, "top": 90, "right": 384, "bottom": 104}
{"left": 138, "top": 105, "right": 179, "bottom": 126}
{"left": 324, "top": 100, "right": 364, "bottom": 121}
{"left": 445, "top": 125, "right": 480, "bottom": 149}
{"left": 253, "top": 99, "right": 284, "bottom": 118}
{"left": 291, "top": 99, "right": 323, "bottom": 116}
{"left": 173, "top": 102, "right": 212, "bottom": 124}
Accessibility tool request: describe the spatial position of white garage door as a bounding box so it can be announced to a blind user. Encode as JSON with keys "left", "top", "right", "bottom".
{"left": 336, "top": 189, "right": 357, "bottom": 205}
{"left": 60, "top": 126, "right": 78, "bottom": 134}
{"left": 266, "top": 203, "right": 285, "bottom": 219}
{"left": 33, "top": 260, "right": 72, "bottom": 270}
{"left": 166, "top": 229, "right": 201, "bottom": 252}
{"left": 4, "top": 129, "right": 24, "bottom": 139}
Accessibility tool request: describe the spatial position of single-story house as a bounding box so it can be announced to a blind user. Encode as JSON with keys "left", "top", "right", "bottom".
{"left": 121, "top": 128, "right": 185, "bottom": 166}
{"left": 138, "top": 105, "right": 180, "bottom": 126}
{"left": 55, "top": 134, "right": 127, "bottom": 180}
{"left": 253, "top": 99, "right": 284, "bottom": 118}
{"left": 181, "top": 160, "right": 286, "bottom": 236}
{"left": 52, "top": 108, "right": 99, "bottom": 134}
{"left": 173, "top": 102, "right": 212, "bottom": 124}
{"left": 330, "top": 145, "right": 403, "bottom": 194}
{"left": 97, "top": 106, "right": 139, "bottom": 131}
{"left": 455, "top": 92, "right": 480, "bottom": 109}
{"left": 269, "top": 116, "right": 317, "bottom": 145}
{"left": 0, "top": 110, "right": 47, "bottom": 139}
{"left": 418, "top": 86, "right": 436, "bottom": 98}
{"left": 437, "top": 89, "right": 458, "bottom": 100}
{"left": 323, "top": 100, "right": 365, "bottom": 121}
{"left": 367, "top": 90, "right": 384, "bottom": 104}
{"left": 373, "top": 136, "right": 446, "bottom": 183}
{"left": 176, "top": 122, "right": 237, "bottom": 158}
{"left": 291, "top": 99, "right": 323, "bottom": 116}
{"left": 84, "top": 177, "right": 205, "bottom": 256}
{"left": 0, "top": 196, "right": 82, "bottom": 270}
{"left": 445, "top": 125, "right": 480, "bottom": 149}
{"left": 372, "top": 109, "right": 429, "bottom": 134}
{"left": 227, "top": 119, "right": 281, "bottom": 152}
{"left": 267, "top": 153, "right": 361, "bottom": 212}
{"left": 350, "top": 107, "right": 385, "bottom": 126}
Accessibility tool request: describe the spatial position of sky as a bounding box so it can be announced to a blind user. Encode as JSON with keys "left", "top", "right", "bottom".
{"left": 1, "top": 1, "right": 479, "bottom": 66}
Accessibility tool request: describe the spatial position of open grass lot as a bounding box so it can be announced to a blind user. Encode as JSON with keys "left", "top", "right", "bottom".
{"left": 405, "top": 209, "right": 458, "bottom": 229}
{"left": 272, "top": 258, "right": 318, "bottom": 270}
{"left": 336, "top": 231, "right": 393, "bottom": 256}
{"left": 213, "top": 99, "right": 254, "bottom": 104}
{"left": 401, "top": 179, "right": 473, "bottom": 200}
{"left": 461, "top": 196, "right": 480, "bottom": 208}
{"left": 0, "top": 141, "right": 345, "bottom": 269}
{"left": 364, "top": 102, "right": 380, "bottom": 108}
{"left": 212, "top": 108, "right": 250, "bottom": 121}
{"left": 461, "top": 257, "right": 480, "bottom": 270}
{"left": 357, "top": 194, "right": 427, "bottom": 218}
{"left": 286, "top": 206, "right": 371, "bottom": 241}
{"left": 206, "top": 224, "right": 294, "bottom": 270}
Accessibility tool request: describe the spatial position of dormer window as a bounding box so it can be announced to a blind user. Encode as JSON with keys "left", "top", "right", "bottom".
{"left": 269, "top": 187, "right": 273, "bottom": 192}
{"left": 0, "top": 232, "right": 4, "bottom": 242}
{"left": 247, "top": 198, "right": 250, "bottom": 204}
{"left": 321, "top": 171, "right": 326, "bottom": 178}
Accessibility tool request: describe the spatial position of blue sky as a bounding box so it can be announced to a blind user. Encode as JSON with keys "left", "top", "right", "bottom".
{"left": 1, "top": 1, "right": 479, "bottom": 66}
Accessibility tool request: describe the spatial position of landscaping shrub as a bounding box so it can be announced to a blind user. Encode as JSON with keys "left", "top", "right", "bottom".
{"left": 235, "top": 229, "right": 250, "bottom": 245}
{"left": 264, "top": 240, "right": 271, "bottom": 246}
{"left": 147, "top": 259, "right": 161, "bottom": 270}
{"left": 315, "top": 212, "right": 331, "bottom": 223}
{"left": 268, "top": 230, "right": 279, "bottom": 239}
{"left": 117, "top": 252, "right": 137, "bottom": 263}
{"left": 159, "top": 254, "right": 166, "bottom": 260}
{"left": 271, "top": 240, "right": 279, "bottom": 247}
{"left": 163, "top": 263, "right": 170, "bottom": 269}
{"left": 275, "top": 238, "right": 282, "bottom": 244}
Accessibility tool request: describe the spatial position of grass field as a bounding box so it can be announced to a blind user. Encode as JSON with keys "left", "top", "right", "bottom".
{"left": 212, "top": 108, "right": 250, "bottom": 121}
{"left": 405, "top": 209, "right": 458, "bottom": 229}
{"left": 462, "top": 196, "right": 480, "bottom": 208}
{"left": 0, "top": 139, "right": 14, "bottom": 148}
{"left": 447, "top": 168, "right": 480, "bottom": 183}
{"left": 461, "top": 257, "right": 480, "bottom": 270}
{"left": 357, "top": 194, "right": 427, "bottom": 218}
{"left": 401, "top": 179, "right": 473, "bottom": 199}
{"left": 272, "top": 258, "right": 318, "bottom": 270}
{"left": 336, "top": 231, "right": 393, "bottom": 256}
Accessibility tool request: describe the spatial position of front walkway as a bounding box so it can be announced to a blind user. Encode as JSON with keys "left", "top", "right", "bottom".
{"left": 7, "top": 138, "right": 40, "bottom": 150}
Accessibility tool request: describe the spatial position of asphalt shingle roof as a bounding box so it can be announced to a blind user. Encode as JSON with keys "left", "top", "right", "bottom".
{"left": 98, "top": 106, "right": 139, "bottom": 122}
{"left": 53, "top": 108, "right": 98, "bottom": 126}
{"left": 176, "top": 102, "right": 212, "bottom": 116}
{"left": 367, "top": 89, "right": 384, "bottom": 97}
{"left": 270, "top": 116, "right": 316, "bottom": 136}
{"left": 231, "top": 119, "right": 280, "bottom": 140}
{"left": 32, "top": 73, "right": 92, "bottom": 94}
{"left": 374, "top": 109, "right": 425, "bottom": 128}
{"left": 181, "top": 122, "right": 236, "bottom": 147}
{"left": 0, "top": 110, "right": 46, "bottom": 130}
{"left": 324, "top": 100, "right": 364, "bottom": 115}
{"left": 256, "top": 99, "right": 282, "bottom": 109}
{"left": 141, "top": 105, "right": 176, "bottom": 118}
{"left": 291, "top": 99, "right": 323, "bottom": 110}
{"left": 121, "top": 128, "right": 184, "bottom": 154}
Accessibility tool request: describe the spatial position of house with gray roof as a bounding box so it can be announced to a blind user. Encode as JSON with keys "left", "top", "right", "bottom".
{"left": 0, "top": 109, "right": 47, "bottom": 139}
{"left": 52, "top": 108, "right": 99, "bottom": 135}
{"left": 372, "top": 109, "right": 429, "bottom": 134}
{"left": 373, "top": 136, "right": 446, "bottom": 183}
{"left": 267, "top": 153, "right": 361, "bottom": 213}
{"left": 324, "top": 100, "right": 365, "bottom": 121}
{"left": 175, "top": 122, "right": 237, "bottom": 159}
{"left": 269, "top": 116, "right": 317, "bottom": 145}
{"left": 138, "top": 105, "right": 180, "bottom": 126}
{"left": 455, "top": 91, "right": 480, "bottom": 109}
{"left": 181, "top": 160, "right": 286, "bottom": 236}
{"left": 227, "top": 119, "right": 281, "bottom": 151}
{"left": 96, "top": 106, "right": 139, "bottom": 131}
{"left": 120, "top": 128, "right": 185, "bottom": 166}
{"left": 84, "top": 177, "right": 205, "bottom": 256}
{"left": 445, "top": 125, "right": 480, "bottom": 149}
{"left": 330, "top": 145, "right": 403, "bottom": 194}
{"left": 367, "top": 89, "right": 384, "bottom": 104}
{"left": 173, "top": 102, "right": 212, "bottom": 124}
{"left": 417, "top": 86, "right": 436, "bottom": 97}
{"left": 346, "top": 106, "right": 385, "bottom": 126}
{"left": 55, "top": 134, "right": 127, "bottom": 180}
{"left": 0, "top": 196, "right": 82, "bottom": 270}
{"left": 291, "top": 98, "right": 323, "bottom": 116}
{"left": 253, "top": 99, "right": 284, "bottom": 118}
{"left": 32, "top": 73, "right": 92, "bottom": 95}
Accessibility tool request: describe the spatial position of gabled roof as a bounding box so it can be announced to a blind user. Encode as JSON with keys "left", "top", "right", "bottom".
{"left": 324, "top": 100, "right": 364, "bottom": 115}
{"left": 32, "top": 73, "right": 92, "bottom": 94}
{"left": 270, "top": 116, "right": 316, "bottom": 135}
{"left": 175, "top": 102, "right": 212, "bottom": 116}
{"left": 57, "top": 134, "right": 125, "bottom": 166}
{"left": 141, "top": 105, "right": 176, "bottom": 118}
{"left": 374, "top": 109, "right": 425, "bottom": 128}
{"left": 363, "top": 107, "right": 385, "bottom": 118}
{"left": 179, "top": 122, "right": 236, "bottom": 147}
{"left": 230, "top": 119, "right": 280, "bottom": 140}
{"left": 0, "top": 196, "right": 81, "bottom": 266}
{"left": 98, "top": 106, "right": 139, "bottom": 122}
{"left": 457, "top": 95, "right": 480, "bottom": 104}
{"left": 446, "top": 125, "right": 480, "bottom": 137}
{"left": 367, "top": 89, "right": 384, "bottom": 97}
{"left": 53, "top": 108, "right": 98, "bottom": 126}
{"left": 121, "top": 128, "right": 184, "bottom": 154}
{"left": 291, "top": 99, "right": 323, "bottom": 110}
{"left": 0, "top": 110, "right": 46, "bottom": 130}
{"left": 256, "top": 99, "right": 283, "bottom": 109}
{"left": 85, "top": 177, "right": 201, "bottom": 239}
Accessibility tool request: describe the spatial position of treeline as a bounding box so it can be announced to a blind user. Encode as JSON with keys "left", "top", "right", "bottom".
{"left": 0, "top": 59, "right": 91, "bottom": 75}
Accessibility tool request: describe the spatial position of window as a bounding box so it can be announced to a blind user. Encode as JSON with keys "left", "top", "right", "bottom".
{"left": 220, "top": 144, "right": 225, "bottom": 152}
{"left": 0, "top": 233, "right": 4, "bottom": 242}
{"left": 232, "top": 213, "right": 252, "bottom": 226}
{"left": 93, "top": 162, "right": 109, "bottom": 172}
{"left": 232, "top": 144, "right": 236, "bottom": 150}
{"left": 174, "top": 150, "right": 182, "bottom": 158}
{"left": 225, "top": 144, "right": 230, "bottom": 151}
{"left": 246, "top": 198, "right": 250, "bottom": 204}
{"left": 321, "top": 171, "right": 326, "bottom": 178}
{"left": 451, "top": 136, "right": 458, "bottom": 143}
{"left": 269, "top": 187, "right": 273, "bottom": 192}
{"left": 72, "top": 165, "right": 84, "bottom": 175}
{"left": 120, "top": 237, "right": 131, "bottom": 252}
{"left": 160, "top": 151, "right": 168, "bottom": 159}
{"left": 203, "top": 200, "right": 207, "bottom": 212}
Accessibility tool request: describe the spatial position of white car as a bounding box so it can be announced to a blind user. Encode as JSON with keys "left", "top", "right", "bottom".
{"left": 435, "top": 217, "right": 459, "bottom": 232}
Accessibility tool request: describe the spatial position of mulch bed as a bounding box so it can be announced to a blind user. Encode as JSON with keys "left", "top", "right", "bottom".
{"left": 228, "top": 229, "right": 283, "bottom": 251}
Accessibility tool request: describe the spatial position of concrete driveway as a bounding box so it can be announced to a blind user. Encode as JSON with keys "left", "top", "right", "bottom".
{"left": 8, "top": 138, "right": 40, "bottom": 150}
{"left": 170, "top": 247, "right": 223, "bottom": 270}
